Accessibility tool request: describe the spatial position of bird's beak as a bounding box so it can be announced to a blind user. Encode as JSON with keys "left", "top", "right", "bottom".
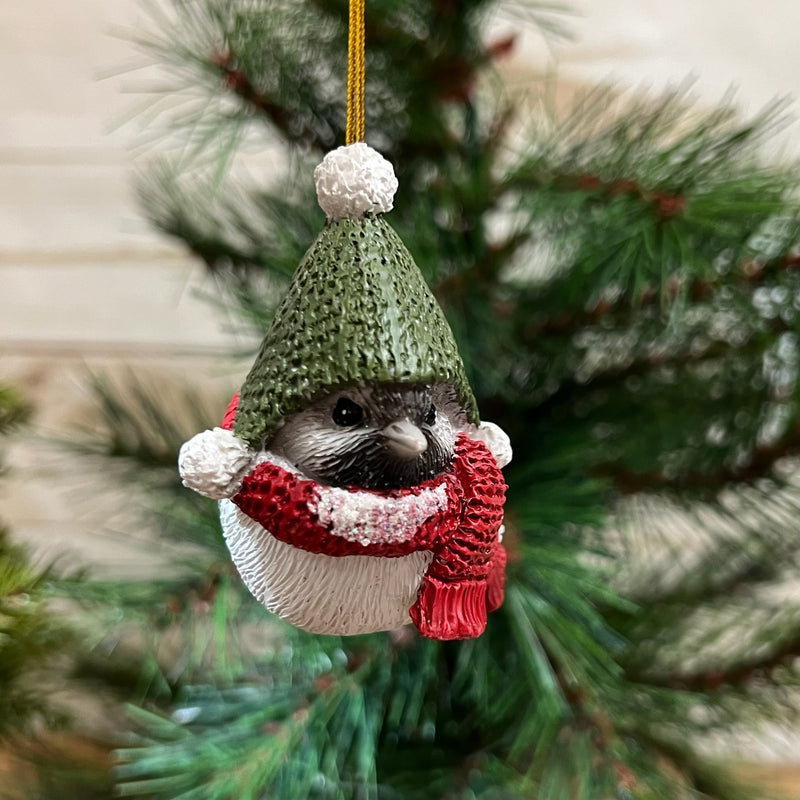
{"left": 382, "top": 419, "right": 428, "bottom": 459}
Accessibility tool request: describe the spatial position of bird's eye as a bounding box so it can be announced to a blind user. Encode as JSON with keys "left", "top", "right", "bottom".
{"left": 332, "top": 397, "right": 364, "bottom": 427}
{"left": 424, "top": 404, "right": 436, "bottom": 426}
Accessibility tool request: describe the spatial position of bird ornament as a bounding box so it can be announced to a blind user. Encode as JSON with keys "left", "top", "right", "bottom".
{"left": 178, "top": 144, "right": 511, "bottom": 640}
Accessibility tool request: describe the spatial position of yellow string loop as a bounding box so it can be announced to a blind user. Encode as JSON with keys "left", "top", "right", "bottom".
{"left": 346, "top": 0, "right": 365, "bottom": 144}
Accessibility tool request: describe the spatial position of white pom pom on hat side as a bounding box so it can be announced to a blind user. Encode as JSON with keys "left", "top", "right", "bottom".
{"left": 178, "top": 427, "right": 253, "bottom": 500}
{"left": 314, "top": 142, "right": 398, "bottom": 221}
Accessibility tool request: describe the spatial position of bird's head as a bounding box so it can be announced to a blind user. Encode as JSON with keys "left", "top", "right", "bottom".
{"left": 267, "top": 383, "right": 465, "bottom": 489}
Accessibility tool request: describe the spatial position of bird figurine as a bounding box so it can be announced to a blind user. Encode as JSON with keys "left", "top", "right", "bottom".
{"left": 178, "top": 143, "right": 511, "bottom": 640}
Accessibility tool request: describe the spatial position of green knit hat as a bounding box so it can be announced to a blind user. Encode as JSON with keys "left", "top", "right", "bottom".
{"left": 233, "top": 144, "right": 479, "bottom": 448}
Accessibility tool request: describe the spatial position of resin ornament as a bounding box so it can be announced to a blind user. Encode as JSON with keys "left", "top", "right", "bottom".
{"left": 179, "top": 144, "right": 512, "bottom": 639}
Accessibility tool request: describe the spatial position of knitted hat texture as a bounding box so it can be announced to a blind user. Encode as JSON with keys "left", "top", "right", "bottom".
{"left": 233, "top": 144, "right": 479, "bottom": 448}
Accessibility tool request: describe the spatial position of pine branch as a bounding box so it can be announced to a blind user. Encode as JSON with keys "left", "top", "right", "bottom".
{"left": 530, "top": 324, "right": 779, "bottom": 424}
{"left": 0, "top": 384, "right": 32, "bottom": 434}
{"left": 138, "top": 161, "right": 318, "bottom": 274}
{"left": 510, "top": 86, "right": 794, "bottom": 195}
{"left": 600, "top": 420, "right": 799, "bottom": 495}
{"left": 617, "top": 573, "right": 800, "bottom": 711}
{"left": 503, "top": 89, "right": 798, "bottom": 311}
{"left": 633, "top": 633, "right": 800, "bottom": 693}
{"left": 209, "top": 49, "right": 324, "bottom": 149}
{"left": 524, "top": 249, "right": 799, "bottom": 340}
{"left": 504, "top": 166, "right": 690, "bottom": 222}
{"left": 609, "top": 486, "right": 800, "bottom": 615}
{"left": 0, "top": 530, "right": 76, "bottom": 736}
{"left": 73, "top": 371, "right": 231, "bottom": 470}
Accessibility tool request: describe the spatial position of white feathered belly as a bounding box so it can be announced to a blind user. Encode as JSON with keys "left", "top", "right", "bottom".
{"left": 219, "top": 499, "right": 433, "bottom": 635}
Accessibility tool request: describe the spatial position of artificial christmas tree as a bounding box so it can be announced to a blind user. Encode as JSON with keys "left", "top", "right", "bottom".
{"left": 66, "top": 1, "right": 798, "bottom": 798}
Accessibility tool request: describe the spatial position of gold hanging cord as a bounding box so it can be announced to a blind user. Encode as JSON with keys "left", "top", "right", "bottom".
{"left": 345, "top": 0, "right": 365, "bottom": 144}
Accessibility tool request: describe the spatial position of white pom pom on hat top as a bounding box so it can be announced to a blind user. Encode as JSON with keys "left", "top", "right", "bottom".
{"left": 314, "top": 142, "right": 399, "bottom": 221}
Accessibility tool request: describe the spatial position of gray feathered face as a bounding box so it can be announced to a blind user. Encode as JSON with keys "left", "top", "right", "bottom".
{"left": 267, "top": 383, "right": 464, "bottom": 490}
